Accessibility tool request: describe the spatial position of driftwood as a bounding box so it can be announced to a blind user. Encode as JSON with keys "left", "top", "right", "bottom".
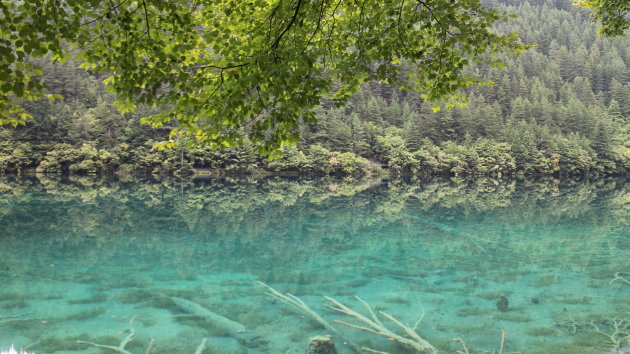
{"left": 452, "top": 337, "right": 469, "bottom": 354}
{"left": 609, "top": 272, "right": 630, "bottom": 286}
{"left": 397, "top": 212, "right": 490, "bottom": 253}
{"left": 258, "top": 282, "right": 438, "bottom": 353}
{"left": 325, "top": 296, "right": 437, "bottom": 354}
{"left": 257, "top": 281, "right": 362, "bottom": 353}
{"left": 453, "top": 331, "right": 518, "bottom": 354}
{"left": 588, "top": 319, "right": 630, "bottom": 351}
{"left": 171, "top": 297, "right": 246, "bottom": 335}
{"left": 0, "top": 313, "right": 36, "bottom": 326}
{"left": 77, "top": 315, "right": 143, "bottom": 354}
{"left": 194, "top": 338, "right": 208, "bottom": 354}
{"left": 257, "top": 282, "right": 529, "bottom": 353}
{"left": 170, "top": 297, "right": 267, "bottom": 348}
{"left": 499, "top": 330, "right": 506, "bottom": 354}
{"left": 74, "top": 313, "right": 218, "bottom": 354}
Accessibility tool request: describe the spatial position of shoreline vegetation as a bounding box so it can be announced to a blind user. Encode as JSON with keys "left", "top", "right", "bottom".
{"left": 0, "top": 123, "right": 629, "bottom": 179}
{"left": 0, "top": 0, "right": 628, "bottom": 178}
{"left": 0, "top": 137, "right": 627, "bottom": 179}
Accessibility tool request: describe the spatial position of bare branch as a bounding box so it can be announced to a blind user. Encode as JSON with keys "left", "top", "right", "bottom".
{"left": 77, "top": 315, "right": 147, "bottom": 354}
{"left": 256, "top": 281, "right": 362, "bottom": 353}
{"left": 142, "top": 0, "right": 151, "bottom": 40}
{"left": 194, "top": 337, "right": 207, "bottom": 354}
{"left": 609, "top": 272, "right": 630, "bottom": 285}
{"left": 325, "top": 296, "right": 437, "bottom": 353}
{"left": 272, "top": 0, "right": 304, "bottom": 49}
{"left": 81, "top": 0, "right": 130, "bottom": 27}
{"left": 452, "top": 337, "right": 469, "bottom": 354}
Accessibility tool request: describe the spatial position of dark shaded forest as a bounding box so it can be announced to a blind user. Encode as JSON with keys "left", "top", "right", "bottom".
{"left": 1, "top": 0, "right": 628, "bottom": 177}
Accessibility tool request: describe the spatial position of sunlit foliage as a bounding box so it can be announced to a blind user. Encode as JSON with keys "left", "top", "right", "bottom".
{"left": 0, "top": 0, "right": 524, "bottom": 152}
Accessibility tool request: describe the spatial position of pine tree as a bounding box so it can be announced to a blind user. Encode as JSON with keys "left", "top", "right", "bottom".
{"left": 609, "top": 80, "right": 630, "bottom": 117}
{"left": 403, "top": 111, "right": 426, "bottom": 151}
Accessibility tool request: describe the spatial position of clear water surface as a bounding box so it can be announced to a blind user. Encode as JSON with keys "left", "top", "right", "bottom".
{"left": 0, "top": 175, "right": 627, "bottom": 354}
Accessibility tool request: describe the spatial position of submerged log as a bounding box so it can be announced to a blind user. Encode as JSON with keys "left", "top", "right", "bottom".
{"left": 0, "top": 313, "right": 34, "bottom": 325}
{"left": 397, "top": 212, "right": 489, "bottom": 253}
{"left": 77, "top": 315, "right": 139, "bottom": 354}
{"left": 257, "top": 281, "right": 362, "bottom": 353}
{"left": 170, "top": 297, "right": 267, "bottom": 349}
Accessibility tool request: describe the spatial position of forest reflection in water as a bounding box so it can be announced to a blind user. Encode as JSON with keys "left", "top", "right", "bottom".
{"left": 0, "top": 175, "right": 627, "bottom": 353}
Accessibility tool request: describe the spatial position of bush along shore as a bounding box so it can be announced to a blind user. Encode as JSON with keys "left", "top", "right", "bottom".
{"left": 0, "top": 137, "right": 627, "bottom": 178}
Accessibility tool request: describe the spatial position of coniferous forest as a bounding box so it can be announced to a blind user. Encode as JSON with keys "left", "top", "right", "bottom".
{"left": 1, "top": 0, "right": 628, "bottom": 178}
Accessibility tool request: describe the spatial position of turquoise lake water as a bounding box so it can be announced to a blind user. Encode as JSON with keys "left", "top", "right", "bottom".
{"left": 0, "top": 175, "right": 628, "bottom": 353}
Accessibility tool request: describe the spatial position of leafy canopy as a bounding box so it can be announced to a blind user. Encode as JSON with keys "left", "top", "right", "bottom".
{"left": 1, "top": 0, "right": 527, "bottom": 154}
{"left": 573, "top": 0, "right": 629, "bottom": 37}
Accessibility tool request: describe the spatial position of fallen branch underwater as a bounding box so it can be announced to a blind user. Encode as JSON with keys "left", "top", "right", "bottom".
{"left": 609, "top": 272, "right": 630, "bottom": 286}
{"left": 194, "top": 338, "right": 208, "bottom": 354}
{"left": 77, "top": 315, "right": 148, "bottom": 354}
{"left": 257, "top": 281, "right": 437, "bottom": 353}
{"left": 75, "top": 315, "right": 204, "bottom": 354}
{"left": 170, "top": 296, "right": 267, "bottom": 348}
{"left": 397, "top": 212, "right": 490, "bottom": 253}
{"left": 325, "top": 296, "right": 437, "bottom": 354}
{"left": 588, "top": 318, "right": 630, "bottom": 352}
{"left": 72, "top": 296, "right": 266, "bottom": 354}
{"left": 0, "top": 313, "right": 37, "bottom": 326}
{"left": 257, "top": 281, "right": 363, "bottom": 353}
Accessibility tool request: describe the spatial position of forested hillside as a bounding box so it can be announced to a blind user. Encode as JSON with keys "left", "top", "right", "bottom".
{"left": 1, "top": 0, "right": 628, "bottom": 177}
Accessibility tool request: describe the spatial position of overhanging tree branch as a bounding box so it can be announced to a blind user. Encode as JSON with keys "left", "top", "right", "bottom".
{"left": 272, "top": 0, "right": 304, "bottom": 49}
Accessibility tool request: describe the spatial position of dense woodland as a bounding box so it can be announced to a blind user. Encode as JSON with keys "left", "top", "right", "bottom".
{"left": 0, "top": 0, "right": 628, "bottom": 178}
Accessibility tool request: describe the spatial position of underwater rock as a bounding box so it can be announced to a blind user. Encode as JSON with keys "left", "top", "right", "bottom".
{"left": 306, "top": 335, "right": 337, "bottom": 354}
{"left": 496, "top": 296, "right": 509, "bottom": 312}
